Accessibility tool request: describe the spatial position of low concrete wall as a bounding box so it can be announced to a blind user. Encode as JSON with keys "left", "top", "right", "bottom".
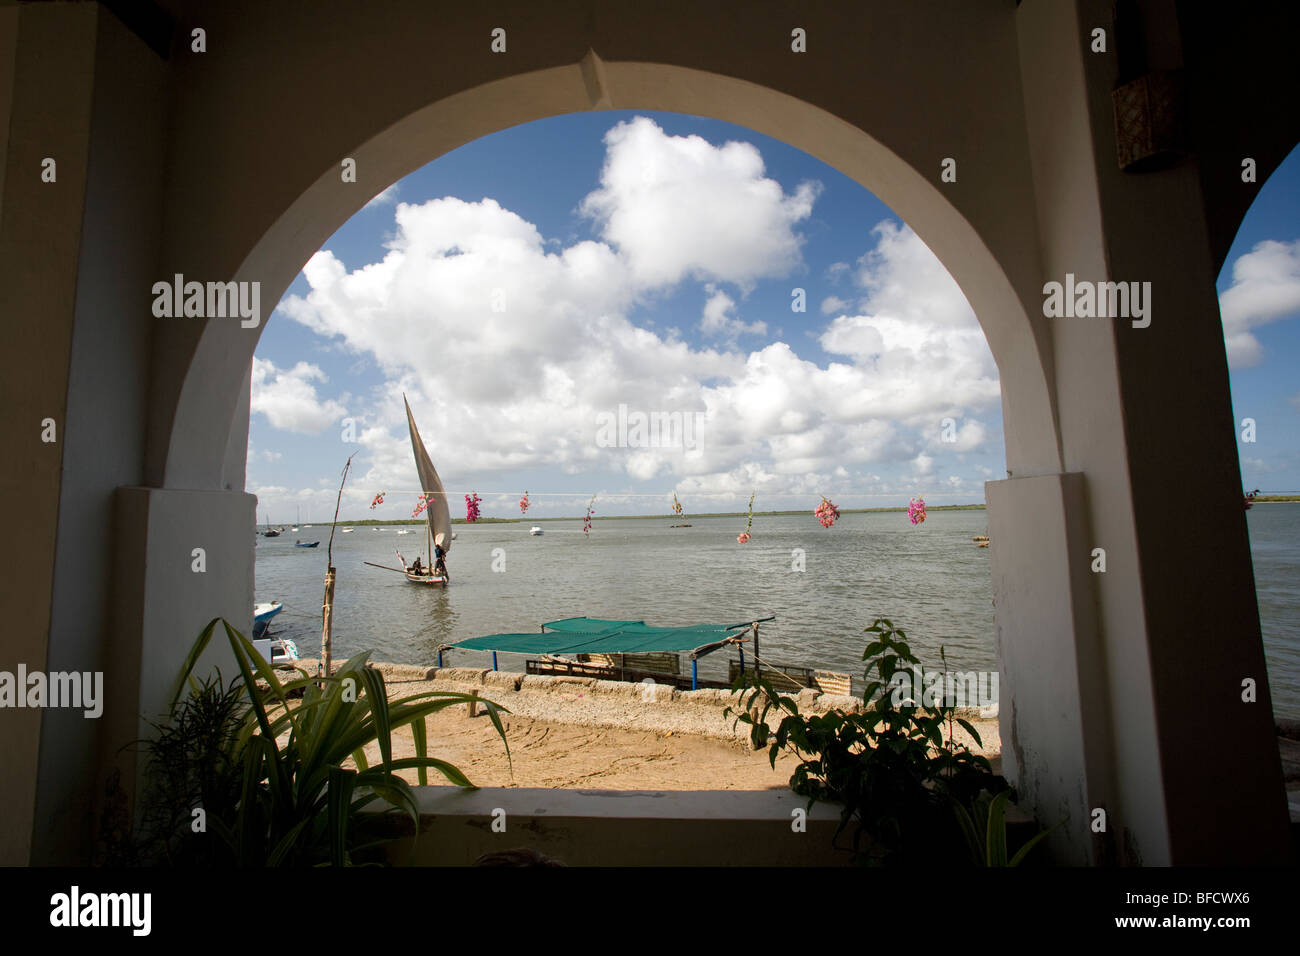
{"left": 380, "top": 786, "right": 850, "bottom": 866}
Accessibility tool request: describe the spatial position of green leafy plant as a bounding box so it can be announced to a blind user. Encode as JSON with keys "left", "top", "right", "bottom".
{"left": 132, "top": 670, "right": 249, "bottom": 865}
{"left": 726, "top": 617, "right": 1049, "bottom": 865}
{"left": 153, "top": 617, "right": 510, "bottom": 866}
{"left": 949, "top": 790, "right": 1058, "bottom": 867}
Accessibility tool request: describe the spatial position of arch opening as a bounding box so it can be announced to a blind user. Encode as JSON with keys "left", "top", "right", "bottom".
{"left": 165, "top": 60, "right": 1063, "bottom": 495}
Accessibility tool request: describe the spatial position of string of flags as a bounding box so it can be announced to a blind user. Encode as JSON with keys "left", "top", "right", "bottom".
{"left": 367, "top": 487, "right": 930, "bottom": 540}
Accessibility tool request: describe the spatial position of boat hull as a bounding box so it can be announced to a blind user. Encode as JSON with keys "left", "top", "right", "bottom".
{"left": 404, "top": 572, "right": 447, "bottom": 586}
{"left": 252, "top": 601, "right": 283, "bottom": 638}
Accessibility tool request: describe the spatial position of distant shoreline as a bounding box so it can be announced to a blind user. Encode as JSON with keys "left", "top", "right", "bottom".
{"left": 299, "top": 495, "right": 1300, "bottom": 526}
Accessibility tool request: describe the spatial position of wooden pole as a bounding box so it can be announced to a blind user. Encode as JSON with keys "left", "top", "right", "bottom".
{"left": 320, "top": 452, "right": 355, "bottom": 684}
{"left": 752, "top": 622, "right": 760, "bottom": 679}
{"left": 320, "top": 567, "right": 335, "bottom": 680}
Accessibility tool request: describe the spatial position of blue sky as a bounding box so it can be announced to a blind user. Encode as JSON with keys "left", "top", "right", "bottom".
{"left": 249, "top": 112, "right": 1300, "bottom": 523}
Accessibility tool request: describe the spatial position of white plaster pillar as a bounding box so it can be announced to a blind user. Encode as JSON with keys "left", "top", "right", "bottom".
{"left": 1074, "top": 0, "right": 1289, "bottom": 863}
{"left": 97, "top": 487, "right": 254, "bottom": 838}
{"left": 987, "top": 474, "right": 1113, "bottom": 864}
{"left": 0, "top": 1, "right": 99, "bottom": 867}
{"left": 1006, "top": 0, "right": 1292, "bottom": 863}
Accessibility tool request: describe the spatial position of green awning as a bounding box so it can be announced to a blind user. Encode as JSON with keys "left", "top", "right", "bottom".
{"left": 450, "top": 616, "right": 764, "bottom": 655}
{"left": 543, "top": 617, "right": 645, "bottom": 634}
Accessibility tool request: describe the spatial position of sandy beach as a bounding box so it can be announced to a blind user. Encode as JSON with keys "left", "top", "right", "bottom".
{"left": 293, "top": 661, "right": 1004, "bottom": 790}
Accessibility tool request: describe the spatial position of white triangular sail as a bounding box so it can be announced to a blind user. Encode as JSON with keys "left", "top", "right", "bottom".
{"left": 404, "top": 396, "right": 453, "bottom": 554}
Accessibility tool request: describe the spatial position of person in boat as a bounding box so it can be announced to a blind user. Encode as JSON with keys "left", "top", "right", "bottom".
{"left": 434, "top": 543, "right": 448, "bottom": 580}
{"left": 410, "top": 556, "right": 424, "bottom": 575}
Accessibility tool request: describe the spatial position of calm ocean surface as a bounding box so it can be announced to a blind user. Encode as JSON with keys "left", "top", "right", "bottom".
{"left": 254, "top": 504, "right": 1300, "bottom": 720}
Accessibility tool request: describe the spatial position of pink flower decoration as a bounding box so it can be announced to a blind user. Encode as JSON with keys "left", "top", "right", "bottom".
{"left": 520, "top": 491, "right": 530, "bottom": 514}
{"left": 465, "top": 493, "right": 482, "bottom": 522}
{"left": 369, "top": 492, "right": 386, "bottom": 510}
{"left": 814, "top": 497, "right": 840, "bottom": 528}
{"left": 737, "top": 532, "right": 751, "bottom": 544}
{"left": 908, "top": 496, "right": 927, "bottom": 525}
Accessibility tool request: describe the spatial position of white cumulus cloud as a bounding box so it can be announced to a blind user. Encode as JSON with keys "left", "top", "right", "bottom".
{"left": 818, "top": 222, "right": 1000, "bottom": 424}
{"left": 579, "top": 116, "right": 820, "bottom": 290}
{"left": 365, "top": 184, "right": 400, "bottom": 208}
{"left": 250, "top": 358, "right": 348, "bottom": 433}
{"left": 1219, "top": 239, "right": 1300, "bottom": 368}
{"left": 272, "top": 131, "right": 1000, "bottom": 498}
{"left": 700, "top": 285, "right": 767, "bottom": 342}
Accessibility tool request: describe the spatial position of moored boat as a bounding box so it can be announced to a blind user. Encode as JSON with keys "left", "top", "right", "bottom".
{"left": 270, "top": 637, "right": 300, "bottom": 665}
{"left": 253, "top": 601, "right": 283, "bottom": 638}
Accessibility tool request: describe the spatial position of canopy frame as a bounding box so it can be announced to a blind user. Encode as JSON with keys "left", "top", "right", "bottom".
{"left": 442, "top": 615, "right": 776, "bottom": 688}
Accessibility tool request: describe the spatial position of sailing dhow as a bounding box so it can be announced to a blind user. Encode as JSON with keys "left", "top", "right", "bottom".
{"left": 365, "top": 395, "right": 452, "bottom": 587}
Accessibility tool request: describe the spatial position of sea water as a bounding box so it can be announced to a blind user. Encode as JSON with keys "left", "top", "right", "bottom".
{"left": 254, "top": 505, "right": 1300, "bottom": 720}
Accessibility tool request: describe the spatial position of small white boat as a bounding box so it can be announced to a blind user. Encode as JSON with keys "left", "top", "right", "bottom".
{"left": 252, "top": 601, "right": 283, "bottom": 638}
{"left": 270, "top": 637, "right": 300, "bottom": 665}
{"left": 529, "top": 526, "right": 544, "bottom": 535}
{"left": 396, "top": 529, "right": 412, "bottom": 535}
{"left": 291, "top": 526, "right": 299, "bottom": 532}
{"left": 341, "top": 528, "right": 354, "bottom": 533}
{"left": 402, "top": 567, "right": 448, "bottom": 586}
{"left": 252, "top": 602, "right": 299, "bottom": 666}
{"left": 373, "top": 527, "right": 383, "bottom": 532}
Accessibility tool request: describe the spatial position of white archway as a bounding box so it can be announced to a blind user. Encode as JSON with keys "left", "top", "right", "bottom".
{"left": 165, "top": 59, "right": 1064, "bottom": 496}
{"left": 15, "top": 0, "right": 1282, "bottom": 865}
